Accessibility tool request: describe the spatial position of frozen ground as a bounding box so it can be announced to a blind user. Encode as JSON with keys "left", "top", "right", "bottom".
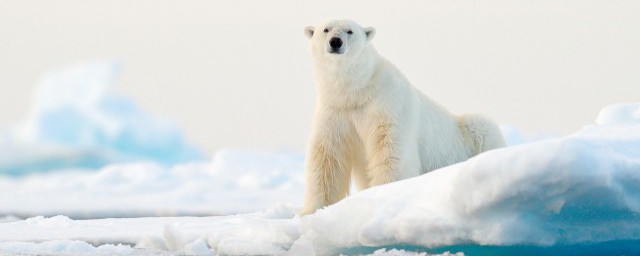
{"left": 0, "top": 149, "right": 305, "bottom": 219}
{"left": 2, "top": 103, "right": 640, "bottom": 255}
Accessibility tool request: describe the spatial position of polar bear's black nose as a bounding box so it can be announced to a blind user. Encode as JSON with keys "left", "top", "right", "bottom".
{"left": 329, "top": 37, "right": 343, "bottom": 49}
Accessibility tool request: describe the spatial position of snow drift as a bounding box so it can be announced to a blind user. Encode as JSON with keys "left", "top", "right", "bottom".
{"left": 0, "top": 62, "right": 202, "bottom": 175}
{"left": 301, "top": 102, "right": 640, "bottom": 254}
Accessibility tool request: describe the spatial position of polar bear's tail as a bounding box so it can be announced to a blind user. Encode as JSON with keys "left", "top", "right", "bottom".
{"left": 457, "top": 114, "right": 506, "bottom": 156}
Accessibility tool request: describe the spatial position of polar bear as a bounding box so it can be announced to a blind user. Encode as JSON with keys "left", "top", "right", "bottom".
{"left": 301, "top": 20, "right": 506, "bottom": 215}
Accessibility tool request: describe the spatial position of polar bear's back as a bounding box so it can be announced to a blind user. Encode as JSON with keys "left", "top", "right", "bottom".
{"left": 413, "top": 92, "right": 475, "bottom": 173}
{"left": 372, "top": 59, "right": 477, "bottom": 174}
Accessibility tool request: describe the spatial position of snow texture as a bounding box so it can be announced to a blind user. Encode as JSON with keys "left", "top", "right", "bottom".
{"left": 2, "top": 103, "right": 640, "bottom": 255}
{"left": 595, "top": 102, "right": 640, "bottom": 125}
{"left": 0, "top": 62, "right": 202, "bottom": 175}
{"left": 0, "top": 149, "right": 305, "bottom": 218}
{"left": 0, "top": 240, "right": 134, "bottom": 256}
{"left": 0, "top": 208, "right": 461, "bottom": 256}
{"left": 0, "top": 206, "right": 299, "bottom": 255}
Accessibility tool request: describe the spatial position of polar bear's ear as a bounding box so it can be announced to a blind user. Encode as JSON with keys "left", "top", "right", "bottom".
{"left": 364, "top": 27, "right": 376, "bottom": 41}
{"left": 304, "top": 26, "right": 315, "bottom": 39}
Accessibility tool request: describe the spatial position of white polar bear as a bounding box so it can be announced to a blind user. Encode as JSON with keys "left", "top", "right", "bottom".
{"left": 301, "top": 20, "right": 506, "bottom": 215}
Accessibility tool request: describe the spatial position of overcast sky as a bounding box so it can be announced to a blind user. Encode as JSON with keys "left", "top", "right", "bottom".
{"left": 1, "top": 0, "right": 639, "bottom": 154}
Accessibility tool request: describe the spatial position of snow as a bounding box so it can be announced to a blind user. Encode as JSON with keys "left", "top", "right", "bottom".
{"left": 596, "top": 102, "right": 640, "bottom": 125}
{"left": 182, "top": 239, "right": 214, "bottom": 256}
{"left": 0, "top": 62, "right": 202, "bottom": 175}
{"left": 0, "top": 207, "right": 461, "bottom": 256}
{"left": 297, "top": 105, "right": 640, "bottom": 254}
{"left": 302, "top": 125, "right": 640, "bottom": 253}
{"left": 2, "top": 103, "right": 640, "bottom": 255}
{"left": 0, "top": 207, "right": 298, "bottom": 255}
{"left": 0, "top": 240, "right": 134, "bottom": 256}
{"left": 499, "top": 125, "right": 555, "bottom": 146}
{"left": 0, "top": 149, "right": 305, "bottom": 218}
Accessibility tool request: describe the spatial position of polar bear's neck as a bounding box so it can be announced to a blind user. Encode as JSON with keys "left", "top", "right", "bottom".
{"left": 314, "top": 47, "right": 382, "bottom": 110}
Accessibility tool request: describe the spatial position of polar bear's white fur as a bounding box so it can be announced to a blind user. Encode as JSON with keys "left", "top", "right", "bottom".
{"left": 301, "top": 20, "right": 506, "bottom": 215}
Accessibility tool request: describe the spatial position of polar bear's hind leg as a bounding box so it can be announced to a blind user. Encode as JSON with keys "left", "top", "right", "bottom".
{"left": 458, "top": 114, "right": 506, "bottom": 155}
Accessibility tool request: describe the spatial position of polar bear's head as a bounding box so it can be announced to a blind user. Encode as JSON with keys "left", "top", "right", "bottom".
{"left": 304, "top": 20, "right": 375, "bottom": 60}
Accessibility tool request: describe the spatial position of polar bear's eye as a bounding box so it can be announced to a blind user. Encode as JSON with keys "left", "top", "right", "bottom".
{"left": 347, "top": 30, "right": 353, "bottom": 35}
{"left": 323, "top": 28, "right": 329, "bottom": 33}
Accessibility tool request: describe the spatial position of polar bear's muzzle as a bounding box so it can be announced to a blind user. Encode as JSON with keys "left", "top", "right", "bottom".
{"left": 328, "top": 37, "right": 344, "bottom": 54}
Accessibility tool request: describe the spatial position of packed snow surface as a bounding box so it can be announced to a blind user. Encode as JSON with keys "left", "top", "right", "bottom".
{"left": 1, "top": 103, "right": 640, "bottom": 255}
{"left": 0, "top": 207, "right": 461, "bottom": 256}
{"left": 0, "top": 62, "right": 202, "bottom": 175}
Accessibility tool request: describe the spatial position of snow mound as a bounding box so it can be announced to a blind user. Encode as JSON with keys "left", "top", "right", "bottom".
{"left": 0, "top": 61, "right": 202, "bottom": 175}
{"left": 596, "top": 102, "right": 640, "bottom": 125}
{"left": 302, "top": 118, "right": 640, "bottom": 254}
{"left": 183, "top": 239, "right": 214, "bottom": 256}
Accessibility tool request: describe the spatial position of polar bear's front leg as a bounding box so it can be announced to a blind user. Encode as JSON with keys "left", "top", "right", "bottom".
{"left": 301, "top": 120, "right": 353, "bottom": 215}
{"left": 366, "top": 122, "right": 403, "bottom": 187}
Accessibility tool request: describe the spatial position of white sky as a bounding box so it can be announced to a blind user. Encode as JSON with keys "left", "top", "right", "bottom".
{"left": 1, "top": 0, "right": 639, "bottom": 154}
